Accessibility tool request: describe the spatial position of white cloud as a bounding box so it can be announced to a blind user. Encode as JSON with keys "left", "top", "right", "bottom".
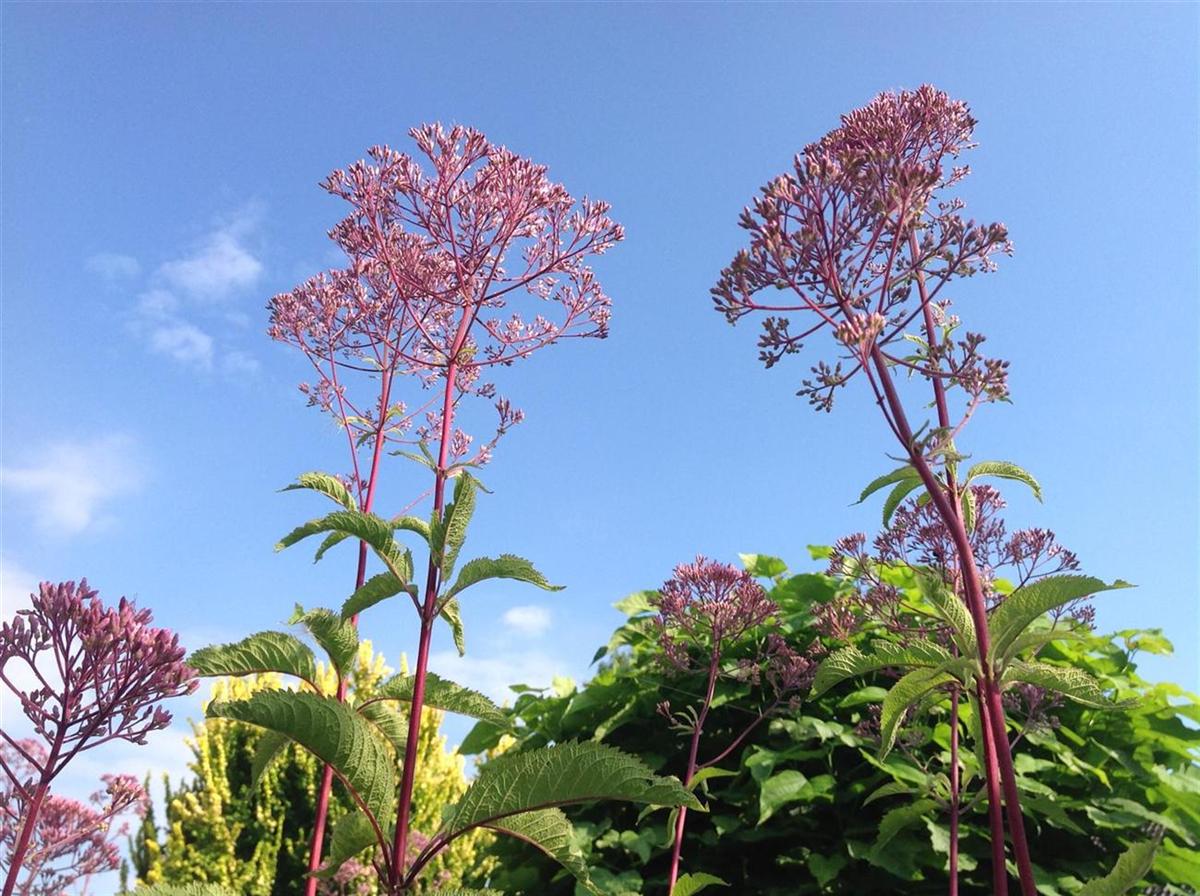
{"left": 0, "top": 434, "right": 143, "bottom": 535}
{"left": 149, "top": 321, "right": 214, "bottom": 368}
{"left": 221, "top": 349, "right": 261, "bottom": 376}
{"left": 429, "top": 650, "right": 566, "bottom": 703}
{"left": 157, "top": 208, "right": 263, "bottom": 302}
{"left": 86, "top": 252, "right": 141, "bottom": 281}
{"left": 501, "top": 604, "right": 552, "bottom": 636}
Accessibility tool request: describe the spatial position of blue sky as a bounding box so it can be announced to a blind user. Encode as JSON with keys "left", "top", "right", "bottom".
{"left": 2, "top": 0, "right": 1197, "bottom": 861}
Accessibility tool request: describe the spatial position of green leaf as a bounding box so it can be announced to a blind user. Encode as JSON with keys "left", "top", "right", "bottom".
{"left": 289, "top": 605, "right": 359, "bottom": 675}
{"left": 758, "top": 769, "right": 808, "bottom": 823}
{"left": 367, "top": 671, "right": 508, "bottom": 727}
{"left": 433, "top": 472, "right": 478, "bottom": 579}
{"left": 806, "top": 853, "right": 847, "bottom": 888}
{"left": 811, "top": 640, "right": 951, "bottom": 698}
{"left": 862, "top": 780, "right": 915, "bottom": 806}
{"left": 277, "top": 509, "right": 394, "bottom": 556}
{"left": 738, "top": 554, "right": 787, "bottom": 579}
{"left": 207, "top": 690, "right": 395, "bottom": 828}
{"left": 440, "top": 741, "right": 699, "bottom": 841}
{"left": 281, "top": 471, "right": 356, "bottom": 510}
{"left": 440, "top": 596, "right": 466, "bottom": 656}
{"left": 1077, "top": 839, "right": 1158, "bottom": 895}
{"left": 391, "top": 514, "right": 432, "bottom": 544}
{"left": 188, "top": 631, "right": 318, "bottom": 686}
{"left": 314, "top": 531, "right": 350, "bottom": 562}
{"left": 444, "top": 554, "right": 563, "bottom": 601}
{"left": 965, "top": 460, "right": 1043, "bottom": 502}
{"left": 356, "top": 701, "right": 407, "bottom": 757}
{"left": 687, "top": 766, "right": 738, "bottom": 793}
{"left": 882, "top": 477, "right": 924, "bottom": 525}
{"left": 341, "top": 571, "right": 410, "bottom": 621}
{"left": 855, "top": 465, "right": 919, "bottom": 505}
{"left": 990, "top": 575, "right": 1133, "bottom": 660}
{"left": 249, "top": 730, "right": 290, "bottom": 790}
{"left": 1004, "top": 661, "right": 1118, "bottom": 708}
{"left": 673, "top": 872, "right": 728, "bottom": 896}
{"left": 486, "top": 809, "right": 597, "bottom": 894}
{"left": 961, "top": 486, "right": 977, "bottom": 533}
{"left": 313, "top": 810, "right": 381, "bottom": 878}
{"left": 916, "top": 573, "right": 977, "bottom": 657}
{"left": 880, "top": 668, "right": 954, "bottom": 758}
{"left": 871, "top": 798, "right": 939, "bottom": 858}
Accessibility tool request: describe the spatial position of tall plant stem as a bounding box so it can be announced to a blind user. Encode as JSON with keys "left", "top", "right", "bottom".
{"left": 3, "top": 779, "right": 49, "bottom": 896}
{"left": 391, "top": 338, "right": 468, "bottom": 890}
{"left": 949, "top": 687, "right": 960, "bottom": 896}
{"left": 666, "top": 656, "right": 719, "bottom": 895}
{"left": 978, "top": 684, "right": 1010, "bottom": 894}
{"left": 304, "top": 372, "right": 395, "bottom": 895}
{"left": 868, "top": 343, "right": 1034, "bottom": 895}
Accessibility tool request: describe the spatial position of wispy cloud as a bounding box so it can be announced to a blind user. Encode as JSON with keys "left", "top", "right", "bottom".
{"left": 90, "top": 206, "right": 266, "bottom": 374}
{"left": 501, "top": 604, "right": 552, "bottom": 636}
{"left": 157, "top": 208, "right": 263, "bottom": 302}
{"left": 86, "top": 252, "right": 141, "bottom": 282}
{"left": 0, "top": 434, "right": 143, "bottom": 535}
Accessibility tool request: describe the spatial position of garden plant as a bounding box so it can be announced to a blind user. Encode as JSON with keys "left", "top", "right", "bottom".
{"left": 2, "top": 90, "right": 1196, "bottom": 896}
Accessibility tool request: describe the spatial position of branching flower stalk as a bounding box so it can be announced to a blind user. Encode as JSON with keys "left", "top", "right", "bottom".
{"left": 652, "top": 558, "right": 816, "bottom": 894}
{"left": 269, "top": 124, "right": 622, "bottom": 892}
{"left": 713, "top": 85, "right": 1044, "bottom": 893}
{"left": 0, "top": 580, "right": 195, "bottom": 896}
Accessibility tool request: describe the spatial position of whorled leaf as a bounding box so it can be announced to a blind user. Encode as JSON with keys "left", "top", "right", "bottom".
{"left": 440, "top": 741, "right": 700, "bottom": 841}
{"left": 249, "top": 729, "right": 290, "bottom": 790}
{"left": 441, "top": 596, "right": 466, "bottom": 656}
{"left": 882, "top": 477, "right": 924, "bottom": 526}
{"left": 855, "top": 465, "right": 919, "bottom": 505}
{"left": 916, "top": 573, "right": 977, "bottom": 657}
{"left": 289, "top": 605, "right": 359, "bottom": 675}
{"left": 879, "top": 667, "right": 955, "bottom": 758}
{"left": 357, "top": 700, "right": 408, "bottom": 757}
{"left": 433, "top": 472, "right": 478, "bottom": 579}
{"left": 207, "top": 690, "right": 396, "bottom": 825}
{"left": 341, "top": 571, "right": 412, "bottom": 621}
{"left": 367, "top": 671, "right": 508, "bottom": 727}
{"left": 444, "top": 554, "right": 563, "bottom": 601}
{"left": 989, "top": 575, "right": 1132, "bottom": 661}
{"left": 871, "top": 798, "right": 939, "bottom": 858}
{"left": 673, "top": 872, "right": 729, "bottom": 896}
{"left": 810, "top": 639, "right": 951, "bottom": 698}
{"left": 965, "top": 460, "right": 1043, "bottom": 502}
{"left": 1077, "top": 839, "right": 1158, "bottom": 896}
{"left": 485, "top": 808, "right": 598, "bottom": 894}
{"left": 188, "top": 631, "right": 318, "bottom": 686}
{"left": 1003, "top": 661, "right": 1119, "bottom": 709}
{"left": 281, "top": 471, "right": 357, "bottom": 510}
{"left": 313, "top": 810, "right": 383, "bottom": 879}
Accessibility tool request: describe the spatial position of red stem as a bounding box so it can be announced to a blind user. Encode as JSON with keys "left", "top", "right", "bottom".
{"left": 3, "top": 779, "right": 49, "bottom": 896}
{"left": 304, "top": 371, "right": 395, "bottom": 894}
{"left": 666, "top": 655, "right": 719, "bottom": 895}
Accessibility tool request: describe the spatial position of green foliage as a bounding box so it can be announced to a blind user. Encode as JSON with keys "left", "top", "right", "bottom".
{"left": 463, "top": 557, "right": 1199, "bottom": 895}
{"left": 1077, "top": 840, "right": 1159, "bottom": 896}
{"left": 188, "top": 631, "right": 318, "bottom": 685}
{"left": 367, "top": 671, "right": 509, "bottom": 727}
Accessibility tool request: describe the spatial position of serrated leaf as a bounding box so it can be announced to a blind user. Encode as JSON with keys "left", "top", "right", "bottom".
{"left": 990, "top": 575, "right": 1132, "bottom": 660}
{"left": 916, "top": 573, "right": 977, "bottom": 657}
{"left": 278, "top": 509, "right": 393, "bottom": 556}
{"left": 207, "top": 690, "right": 395, "bottom": 827}
{"left": 249, "top": 730, "right": 290, "bottom": 790}
{"left": 871, "top": 798, "right": 939, "bottom": 857}
{"left": 1004, "top": 661, "right": 1119, "bottom": 708}
{"left": 687, "top": 767, "right": 738, "bottom": 793}
{"left": 281, "top": 471, "right": 356, "bottom": 510}
{"left": 862, "top": 780, "right": 915, "bottom": 806}
{"left": 392, "top": 514, "right": 432, "bottom": 544}
{"left": 966, "top": 460, "right": 1043, "bottom": 502}
{"left": 673, "top": 872, "right": 728, "bottom": 896}
{"left": 357, "top": 701, "right": 407, "bottom": 757}
{"left": 314, "top": 531, "right": 350, "bottom": 562}
{"left": 882, "top": 477, "right": 924, "bottom": 525}
{"left": 961, "top": 486, "right": 977, "bottom": 532}
{"left": 433, "top": 472, "right": 478, "bottom": 579}
{"left": 440, "top": 597, "right": 466, "bottom": 656}
{"left": 188, "top": 631, "right": 318, "bottom": 686}
{"left": 289, "top": 605, "right": 359, "bottom": 675}
{"left": 486, "top": 809, "right": 597, "bottom": 894}
{"left": 880, "top": 668, "right": 955, "bottom": 758}
{"left": 811, "top": 640, "right": 951, "bottom": 698}
{"left": 1077, "top": 839, "right": 1158, "bottom": 895}
{"left": 341, "top": 571, "right": 410, "bottom": 621}
{"left": 444, "top": 554, "right": 563, "bottom": 601}
{"left": 856, "top": 465, "right": 919, "bottom": 505}
{"left": 441, "top": 741, "right": 699, "bottom": 841}
{"left": 312, "top": 810, "right": 381, "bottom": 879}
{"left": 367, "top": 671, "right": 508, "bottom": 727}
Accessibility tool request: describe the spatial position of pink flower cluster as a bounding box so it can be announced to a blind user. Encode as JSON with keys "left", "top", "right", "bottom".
{"left": 0, "top": 580, "right": 197, "bottom": 776}
{"left": 1, "top": 740, "right": 147, "bottom": 896}
{"left": 712, "top": 85, "right": 1012, "bottom": 418}
{"left": 268, "top": 123, "right": 623, "bottom": 475}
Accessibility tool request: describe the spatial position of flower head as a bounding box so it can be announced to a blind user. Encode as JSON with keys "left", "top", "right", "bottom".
{"left": 712, "top": 85, "right": 1011, "bottom": 418}
{"left": 0, "top": 580, "right": 197, "bottom": 781}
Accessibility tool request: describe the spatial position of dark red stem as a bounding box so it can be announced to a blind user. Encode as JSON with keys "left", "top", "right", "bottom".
{"left": 666, "top": 654, "right": 719, "bottom": 895}
{"left": 3, "top": 779, "right": 50, "bottom": 896}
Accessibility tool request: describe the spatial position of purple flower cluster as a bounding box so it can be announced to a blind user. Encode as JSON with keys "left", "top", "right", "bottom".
{"left": 712, "top": 85, "right": 1011, "bottom": 425}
